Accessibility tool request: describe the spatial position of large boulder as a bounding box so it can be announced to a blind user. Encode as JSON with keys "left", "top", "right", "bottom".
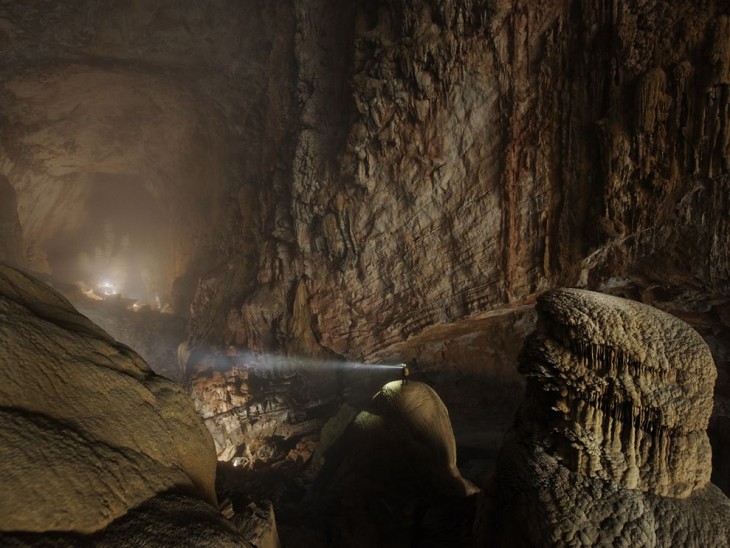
{"left": 0, "top": 264, "right": 246, "bottom": 545}
{"left": 313, "top": 380, "right": 478, "bottom": 547}
{"left": 479, "top": 288, "right": 730, "bottom": 546}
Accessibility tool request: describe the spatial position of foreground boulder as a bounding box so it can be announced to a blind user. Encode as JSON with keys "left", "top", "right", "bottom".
{"left": 479, "top": 288, "right": 730, "bottom": 546}
{"left": 313, "top": 380, "right": 478, "bottom": 547}
{"left": 0, "top": 264, "right": 246, "bottom": 545}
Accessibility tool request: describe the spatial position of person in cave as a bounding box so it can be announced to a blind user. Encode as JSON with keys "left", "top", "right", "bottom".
{"left": 402, "top": 359, "right": 414, "bottom": 385}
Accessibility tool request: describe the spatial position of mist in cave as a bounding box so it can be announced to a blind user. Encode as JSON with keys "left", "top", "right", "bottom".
{"left": 45, "top": 173, "right": 169, "bottom": 306}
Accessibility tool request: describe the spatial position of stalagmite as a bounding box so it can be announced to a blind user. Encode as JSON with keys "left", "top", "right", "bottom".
{"left": 479, "top": 288, "right": 730, "bottom": 546}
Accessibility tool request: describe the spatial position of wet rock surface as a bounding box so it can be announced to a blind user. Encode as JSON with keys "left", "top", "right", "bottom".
{"left": 480, "top": 289, "right": 730, "bottom": 546}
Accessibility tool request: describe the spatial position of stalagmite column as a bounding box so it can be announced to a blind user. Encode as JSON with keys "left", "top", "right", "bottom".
{"left": 479, "top": 288, "right": 730, "bottom": 546}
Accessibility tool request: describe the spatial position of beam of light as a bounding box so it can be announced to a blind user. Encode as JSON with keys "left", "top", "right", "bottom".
{"left": 186, "top": 346, "right": 404, "bottom": 375}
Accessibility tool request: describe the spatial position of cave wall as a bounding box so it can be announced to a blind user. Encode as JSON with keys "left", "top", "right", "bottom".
{"left": 2, "top": 0, "right": 726, "bottom": 359}
{"left": 0, "top": 0, "right": 284, "bottom": 310}
{"left": 214, "top": 0, "right": 729, "bottom": 472}
{"left": 0, "top": 173, "right": 23, "bottom": 265}
{"left": 202, "top": 0, "right": 730, "bottom": 364}
{"left": 1, "top": 0, "right": 728, "bottom": 475}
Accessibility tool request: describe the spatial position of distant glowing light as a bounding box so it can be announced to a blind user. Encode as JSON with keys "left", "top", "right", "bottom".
{"left": 98, "top": 280, "right": 119, "bottom": 296}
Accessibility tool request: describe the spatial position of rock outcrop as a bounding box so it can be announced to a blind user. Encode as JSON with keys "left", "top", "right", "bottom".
{"left": 189, "top": 349, "right": 342, "bottom": 465}
{"left": 0, "top": 264, "right": 246, "bottom": 545}
{"left": 480, "top": 289, "right": 730, "bottom": 546}
{"left": 312, "top": 381, "right": 478, "bottom": 547}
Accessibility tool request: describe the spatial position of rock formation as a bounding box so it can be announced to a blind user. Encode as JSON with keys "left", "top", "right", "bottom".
{"left": 189, "top": 349, "right": 343, "bottom": 465}
{"left": 312, "top": 380, "right": 478, "bottom": 547}
{"left": 480, "top": 289, "right": 730, "bottom": 546}
{"left": 0, "top": 264, "right": 247, "bottom": 545}
{"left": 0, "top": 174, "right": 24, "bottom": 267}
{"left": 0, "top": 1, "right": 728, "bottom": 494}
{"left": 0, "top": 0, "right": 726, "bottom": 366}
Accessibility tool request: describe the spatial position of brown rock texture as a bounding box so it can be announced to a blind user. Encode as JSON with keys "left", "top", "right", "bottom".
{"left": 180, "top": 0, "right": 730, "bottom": 481}
{"left": 479, "top": 289, "right": 730, "bottom": 546}
{"left": 1, "top": 0, "right": 729, "bottom": 500}
{"left": 0, "top": 264, "right": 246, "bottom": 545}
{"left": 189, "top": 349, "right": 343, "bottom": 465}
{"left": 219, "top": 0, "right": 730, "bottom": 363}
{"left": 2, "top": 0, "right": 726, "bottom": 362}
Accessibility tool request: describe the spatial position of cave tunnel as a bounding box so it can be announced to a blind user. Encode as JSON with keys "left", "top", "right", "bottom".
{"left": 1, "top": 1, "right": 730, "bottom": 546}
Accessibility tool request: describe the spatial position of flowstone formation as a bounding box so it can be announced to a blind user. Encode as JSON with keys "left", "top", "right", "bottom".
{"left": 480, "top": 289, "right": 730, "bottom": 546}
{"left": 0, "top": 264, "right": 248, "bottom": 546}
{"left": 1, "top": 1, "right": 729, "bottom": 491}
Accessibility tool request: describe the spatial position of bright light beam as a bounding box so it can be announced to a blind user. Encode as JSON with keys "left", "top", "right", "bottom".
{"left": 188, "top": 347, "right": 404, "bottom": 374}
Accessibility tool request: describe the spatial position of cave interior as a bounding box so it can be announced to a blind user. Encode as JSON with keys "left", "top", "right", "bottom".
{"left": 0, "top": 1, "right": 729, "bottom": 546}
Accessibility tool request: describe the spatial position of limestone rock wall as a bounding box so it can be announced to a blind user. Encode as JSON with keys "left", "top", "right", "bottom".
{"left": 0, "top": 0, "right": 284, "bottom": 312}
{"left": 211, "top": 0, "right": 730, "bottom": 478}
{"left": 2, "top": 0, "right": 727, "bottom": 376}
{"left": 220, "top": 0, "right": 730, "bottom": 365}
{"left": 0, "top": 174, "right": 24, "bottom": 266}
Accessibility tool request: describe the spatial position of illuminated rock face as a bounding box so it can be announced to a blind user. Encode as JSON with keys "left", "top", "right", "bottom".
{"left": 0, "top": 265, "right": 246, "bottom": 545}
{"left": 190, "top": 365, "right": 302, "bottom": 464}
{"left": 188, "top": 350, "right": 343, "bottom": 466}
{"left": 480, "top": 289, "right": 730, "bottom": 546}
{"left": 193, "top": 0, "right": 729, "bottom": 485}
{"left": 2, "top": 1, "right": 727, "bottom": 361}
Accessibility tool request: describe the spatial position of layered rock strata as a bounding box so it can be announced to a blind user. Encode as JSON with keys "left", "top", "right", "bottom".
{"left": 481, "top": 289, "right": 730, "bottom": 546}
{"left": 0, "top": 264, "right": 246, "bottom": 545}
